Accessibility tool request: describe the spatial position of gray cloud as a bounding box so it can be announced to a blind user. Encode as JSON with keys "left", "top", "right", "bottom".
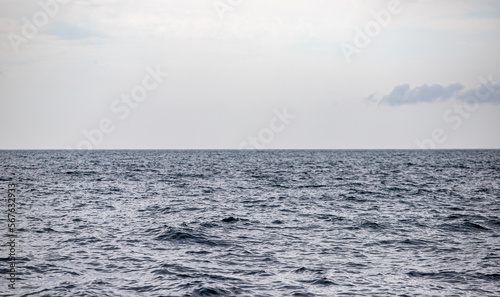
{"left": 456, "top": 81, "right": 500, "bottom": 103}
{"left": 370, "top": 81, "right": 500, "bottom": 106}
{"left": 46, "top": 22, "right": 102, "bottom": 40}
{"left": 375, "top": 83, "right": 464, "bottom": 106}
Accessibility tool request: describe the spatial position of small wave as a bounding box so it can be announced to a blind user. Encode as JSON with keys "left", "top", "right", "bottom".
{"left": 476, "top": 273, "right": 500, "bottom": 281}
{"left": 186, "top": 250, "right": 211, "bottom": 255}
{"left": 464, "top": 221, "right": 490, "bottom": 231}
{"left": 408, "top": 270, "right": 500, "bottom": 283}
{"left": 190, "top": 287, "right": 234, "bottom": 297}
{"left": 200, "top": 222, "right": 219, "bottom": 228}
{"left": 122, "top": 285, "right": 156, "bottom": 293}
{"left": 157, "top": 230, "right": 196, "bottom": 241}
{"left": 291, "top": 291, "right": 315, "bottom": 297}
{"left": 342, "top": 195, "right": 371, "bottom": 203}
{"left": 310, "top": 277, "right": 336, "bottom": 286}
{"left": 446, "top": 213, "right": 467, "bottom": 220}
{"left": 138, "top": 204, "right": 173, "bottom": 214}
{"left": 406, "top": 270, "right": 466, "bottom": 283}
{"left": 153, "top": 226, "right": 227, "bottom": 247}
{"left": 439, "top": 221, "right": 491, "bottom": 233}
{"left": 67, "top": 236, "right": 102, "bottom": 245}
{"left": 222, "top": 216, "right": 239, "bottom": 223}
{"left": 152, "top": 262, "right": 197, "bottom": 279}
{"left": 364, "top": 239, "right": 397, "bottom": 247}
{"left": 399, "top": 238, "right": 429, "bottom": 246}
{"left": 345, "top": 261, "right": 368, "bottom": 268}
{"left": 359, "top": 220, "right": 383, "bottom": 230}
{"left": 297, "top": 184, "right": 327, "bottom": 188}
{"left": 63, "top": 170, "right": 99, "bottom": 176}
{"left": 316, "top": 214, "right": 344, "bottom": 222}
{"left": 294, "top": 267, "right": 309, "bottom": 274}
{"left": 293, "top": 267, "right": 325, "bottom": 275}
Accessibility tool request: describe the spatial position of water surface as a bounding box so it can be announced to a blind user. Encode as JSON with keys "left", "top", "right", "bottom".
{"left": 1, "top": 150, "right": 499, "bottom": 296}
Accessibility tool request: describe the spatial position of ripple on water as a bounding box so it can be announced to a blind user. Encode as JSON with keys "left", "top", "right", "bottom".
{"left": 2, "top": 150, "right": 499, "bottom": 296}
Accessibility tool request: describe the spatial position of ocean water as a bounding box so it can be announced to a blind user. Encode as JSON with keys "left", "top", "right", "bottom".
{"left": 1, "top": 150, "right": 500, "bottom": 297}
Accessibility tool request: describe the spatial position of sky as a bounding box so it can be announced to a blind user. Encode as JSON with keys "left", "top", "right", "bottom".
{"left": 0, "top": 0, "right": 499, "bottom": 149}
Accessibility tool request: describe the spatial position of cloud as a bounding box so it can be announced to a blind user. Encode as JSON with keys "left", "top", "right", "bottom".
{"left": 368, "top": 79, "right": 500, "bottom": 106}
{"left": 373, "top": 83, "right": 464, "bottom": 106}
{"left": 46, "top": 22, "right": 102, "bottom": 40}
{"left": 456, "top": 81, "right": 500, "bottom": 103}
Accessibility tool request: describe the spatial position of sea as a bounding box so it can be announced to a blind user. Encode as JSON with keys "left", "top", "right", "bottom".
{"left": 0, "top": 150, "right": 499, "bottom": 297}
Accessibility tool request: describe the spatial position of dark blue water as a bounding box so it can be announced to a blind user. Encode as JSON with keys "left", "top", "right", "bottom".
{"left": 1, "top": 150, "right": 500, "bottom": 296}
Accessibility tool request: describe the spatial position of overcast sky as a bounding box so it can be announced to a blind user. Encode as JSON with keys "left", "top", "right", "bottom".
{"left": 1, "top": 0, "right": 499, "bottom": 149}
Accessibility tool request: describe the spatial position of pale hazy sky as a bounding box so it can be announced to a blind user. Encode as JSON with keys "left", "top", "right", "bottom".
{"left": 1, "top": 0, "right": 499, "bottom": 149}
